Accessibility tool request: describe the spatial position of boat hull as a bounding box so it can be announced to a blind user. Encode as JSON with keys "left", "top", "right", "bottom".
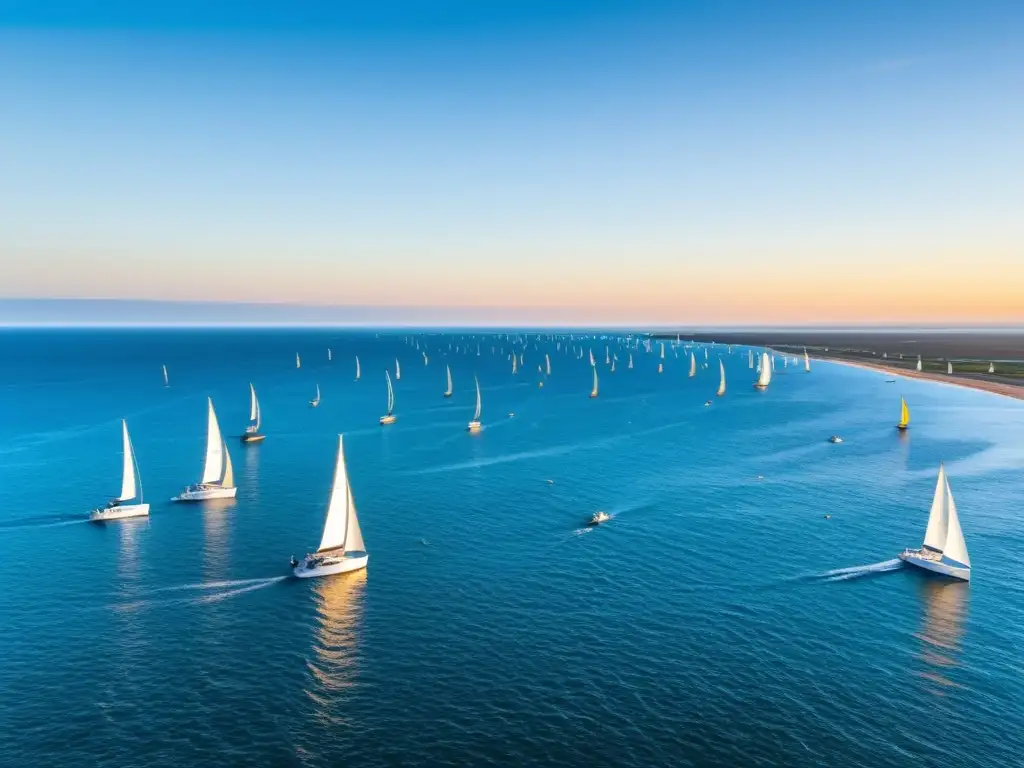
{"left": 467, "top": 421, "right": 482, "bottom": 433}
{"left": 899, "top": 551, "right": 970, "bottom": 582}
{"left": 896, "top": 424, "right": 908, "bottom": 431}
{"left": 380, "top": 415, "right": 396, "bottom": 425}
{"left": 241, "top": 434, "right": 265, "bottom": 444}
{"left": 293, "top": 552, "right": 368, "bottom": 578}
{"left": 444, "top": 392, "right": 453, "bottom": 398}
{"left": 753, "top": 384, "right": 769, "bottom": 390}
{"left": 90, "top": 503, "right": 150, "bottom": 522}
{"left": 171, "top": 486, "right": 238, "bottom": 502}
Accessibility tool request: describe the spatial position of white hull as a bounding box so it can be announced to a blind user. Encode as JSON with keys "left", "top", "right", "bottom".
{"left": 899, "top": 551, "right": 970, "bottom": 582}
{"left": 90, "top": 503, "right": 150, "bottom": 522}
{"left": 172, "top": 486, "right": 238, "bottom": 502}
{"left": 293, "top": 552, "right": 368, "bottom": 578}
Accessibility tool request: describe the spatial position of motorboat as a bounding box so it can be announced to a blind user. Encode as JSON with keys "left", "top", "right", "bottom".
{"left": 828, "top": 435, "right": 844, "bottom": 444}
{"left": 588, "top": 511, "right": 611, "bottom": 525}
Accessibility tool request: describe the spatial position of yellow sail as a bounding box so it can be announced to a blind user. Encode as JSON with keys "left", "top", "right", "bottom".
{"left": 898, "top": 397, "right": 910, "bottom": 429}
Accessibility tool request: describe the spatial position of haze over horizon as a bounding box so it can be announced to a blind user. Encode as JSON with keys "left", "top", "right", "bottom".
{"left": 2, "top": 1, "right": 1023, "bottom": 325}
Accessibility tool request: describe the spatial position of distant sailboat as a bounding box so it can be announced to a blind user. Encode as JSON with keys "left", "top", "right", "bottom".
{"left": 296, "top": 353, "right": 302, "bottom": 369}
{"left": 658, "top": 362, "right": 663, "bottom": 374}
{"left": 355, "top": 356, "right": 361, "bottom": 380}
{"left": 605, "top": 347, "right": 610, "bottom": 365}
{"left": 172, "top": 398, "right": 237, "bottom": 501}
{"left": 162, "top": 365, "right": 169, "bottom": 387}
{"left": 589, "top": 349, "right": 596, "bottom": 366}
{"left": 444, "top": 365, "right": 453, "bottom": 398}
{"left": 947, "top": 362, "right": 953, "bottom": 375}
{"left": 90, "top": 420, "right": 150, "bottom": 521}
{"left": 610, "top": 358, "right": 616, "bottom": 373}
{"left": 917, "top": 356, "right": 923, "bottom": 372}
{"left": 467, "top": 376, "right": 483, "bottom": 432}
{"left": 899, "top": 464, "right": 971, "bottom": 582}
{"left": 545, "top": 354, "right": 551, "bottom": 376}
{"left": 660, "top": 343, "right": 665, "bottom": 360}
{"left": 512, "top": 354, "right": 518, "bottom": 375}
{"left": 241, "top": 383, "right": 265, "bottom": 443}
{"left": 328, "top": 348, "right": 332, "bottom": 362}
{"left": 754, "top": 352, "right": 772, "bottom": 390}
{"left": 897, "top": 397, "right": 910, "bottom": 431}
{"left": 423, "top": 351, "right": 429, "bottom": 366}
{"left": 717, "top": 360, "right": 726, "bottom": 396}
{"left": 989, "top": 362, "right": 995, "bottom": 374}
{"left": 804, "top": 349, "right": 811, "bottom": 373}
{"left": 590, "top": 365, "right": 599, "bottom": 398}
{"left": 689, "top": 353, "right": 696, "bottom": 378}
{"left": 748, "top": 349, "right": 754, "bottom": 369}
{"left": 291, "top": 435, "right": 368, "bottom": 578}
{"left": 310, "top": 383, "right": 321, "bottom": 408}
{"left": 628, "top": 353, "right": 633, "bottom": 369}
{"left": 395, "top": 358, "right": 401, "bottom": 380}
{"left": 380, "top": 371, "right": 397, "bottom": 425}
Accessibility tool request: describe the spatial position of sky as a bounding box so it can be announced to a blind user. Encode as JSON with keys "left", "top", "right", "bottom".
{"left": 1, "top": 1, "right": 1023, "bottom": 326}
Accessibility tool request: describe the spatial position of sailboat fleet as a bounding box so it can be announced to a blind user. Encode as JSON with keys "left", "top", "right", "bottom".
{"left": 75, "top": 333, "right": 981, "bottom": 586}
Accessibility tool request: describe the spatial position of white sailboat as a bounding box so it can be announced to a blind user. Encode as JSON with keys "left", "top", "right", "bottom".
{"left": 423, "top": 351, "right": 429, "bottom": 366}
{"left": 590, "top": 365, "right": 599, "bottom": 398}
{"left": 948, "top": 362, "right": 953, "bottom": 374}
{"left": 605, "top": 347, "right": 610, "bottom": 365}
{"left": 512, "top": 354, "right": 518, "bottom": 375}
{"left": 754, "top": 352, "right": 772, "bottom": 390}
{"left": 328, "top": 348, "right": 332, "bottom": 362}
{"left": 241, "top": 383, "right": 265, "bottom": 443}
{"left": 716, "top": 359, "right": 726, "bottom": 396}
{"left": 291, "top": 435, "right": 368, "bottom": 578}
{"left": 545, "top": 354, "right": 551, "bottom": 376}
{"left": 296, "top": 353, "right": 302, "bottom": 369}
{"left": 444, "top": 365, "right": 453, "bottom": 398}
{"left": 172, "top": 398, "right": 237, "bottom": 501}
{"left": 804, "top": 349, "right": 811, "bottom": 373}
{"left": 467, "top": 376, "right": 482, "bottom": 432}
{"left": 988, "top": 362, "right": 995, "bottom": 374}
{"left": 917, "top": 356, "right": 923, "bottom": 372}
{"left": 395, "top": 358, "right": 401, "bottom": 380}
{"left": 689, "top": 352, "right": 697, "bottom": 378}
{"left": 899, "top": 464, "right": 971, "bottom": 582}
{"left": 660, "top": 342, "right": 665, "bottom": 360}
{"left": 610, "top": 358, "right": 616, "bottom": 373}
{"left": 90, "top": 420, "right": 150, "bottom": 521}
{"left": 628, "top": 353, "right": 633, "bottom": 369}
{"left": 162, "top": 365, "right": 169, "bottom": 387}
{"left": 589, "top": 349, "right": 596, "bottom": 366}
{"left": 355, "top": 356, "right": 361, "bottom": 381}
{"left": 748, "top": 349, "right": 754, "bottom": 369}
{"left": 380, "top": 371, "right": 397, "bottom": 425}
{"left": 310, "top": 383, "right": 321, "bottom": 408}
{"left": 657, "top": 362, "right": 663, "bottom": 374}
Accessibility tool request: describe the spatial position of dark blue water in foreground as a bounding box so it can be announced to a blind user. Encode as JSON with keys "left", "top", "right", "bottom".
{"left": 1, "top": 329, "right": 1022, "bottom": 768}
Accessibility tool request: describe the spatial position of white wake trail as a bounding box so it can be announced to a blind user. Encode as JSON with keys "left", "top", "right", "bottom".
{"left": 821, "top": 559, "right": 903, "bottom": 582}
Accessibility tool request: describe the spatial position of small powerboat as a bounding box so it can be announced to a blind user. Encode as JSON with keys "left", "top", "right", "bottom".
{"left": 704, "top": 400, "right": 712, "bottom": 407}
{"left": 828, "top": 435, "right": 844, "bottom": 444}
{"left": 588, "top": 511, "right": 611, "bottom": 525}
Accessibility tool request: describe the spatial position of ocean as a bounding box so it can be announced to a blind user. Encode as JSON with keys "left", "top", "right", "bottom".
{"left": 1, "top": 329, "right": 1022, "bottom": 767}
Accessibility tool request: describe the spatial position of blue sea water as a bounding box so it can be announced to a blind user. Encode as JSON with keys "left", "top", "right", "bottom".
{"left": 1, "top": 329, "right": 1022, "bottom": 768}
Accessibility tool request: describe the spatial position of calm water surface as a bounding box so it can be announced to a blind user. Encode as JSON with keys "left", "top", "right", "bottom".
{"left": 1, "top": 329, "right": 1022, "bottom": 767}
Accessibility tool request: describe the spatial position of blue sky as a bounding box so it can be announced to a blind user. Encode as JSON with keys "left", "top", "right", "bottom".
{"left": 1, "top": 1, "right": 1022, "bottom": 324}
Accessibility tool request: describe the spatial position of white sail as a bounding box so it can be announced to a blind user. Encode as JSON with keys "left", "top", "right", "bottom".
{"left": 717, "top": 360, "right": 726, "bottom": 396}
{"left": 512, "top": 354, "right": 518, "bottom": 374}
{"left": 162, "top": 365, "right": 169, "bottom": 386}
{"left": 704, "top": 347, "right": 708, "bottom": 361}
{"left": 473, "top": 376, "right": 482, "bottom": 421}
{"left": 923, "top": 465, "right": 949, "bottom": 552}
{"left": 748, "top": 349, "right": 754, "bottom": 368}
{"left": 395, "top": 358, "right": 401, "bottom": 380}
{"left": 605, "top": 346, "right": 610, "bottom": 365}
{"left": 344, "top": 483, "right": 365, "bottom": 552}
{"left": 355, "top": 356, "right": 361, "bottom": 380}
{"left": 989, "top": 362, "right": 995, "bottom": 373}
{"left": 689, "top": 353, "right": 696, "bottom": 377}
{"left": 296, "top": 353, "right": 301, "bottom": 369}
{"left": 318, "top": 435, "right": 351, "bottom": 553}
{"left": 628, "top": 353, "right": 633, "bottom": 369}
{"left": 249, "top": 383, "right": 259, "bottom": 422}
{"left": 445, "top": 365, "right": 453, "bottom": 395}
{"left": 943, "top": 480, "right": 970, "bottom": 567}
{"left": 314, "top": 383, "right": 321, "bottom": 403}
{"left": 545, "top": 354, "right": 551, "bottom": 375}
{"left": 385, "top": 370, "right": 395, "bottom": 415}
{"left": 756, "top": 352, "right": 772, "bottom": 387}
{"left": 660, "top": 343, "right": 665, "bottom": 359}
{"left": 201, "top": 398, "right": 225, "bottom": 484}
{"left": 118, "top": 420, "right": 138, "bottom": 501}
{"left": 591, "top": 365, "right": 599, "bottom": 396}
{"left": 589, "top": 349, "right": 595, "bottom": 366}
{"left": 221, "top": 441, "right": 234, "bottom": 488}
{"left": 804, "top": 349, "right": 810, "bottom": 372}
{"left": 948, "top": 362, "right": 953, "bottom": 374}
{"left": 917, "top": 355, "right": 922, "bottom": 372}
{"left": 328, "top": 348, "right": 332, "bottom": 362}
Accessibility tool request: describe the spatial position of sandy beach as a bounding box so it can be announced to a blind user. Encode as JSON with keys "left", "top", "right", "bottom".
{"left": 820, "top": 357, "right": 1024, "bottom": 401}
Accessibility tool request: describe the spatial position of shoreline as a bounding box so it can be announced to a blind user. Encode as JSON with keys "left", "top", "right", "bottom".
{"left": 820, "top": 357, "right": 1024, "bottom": 402}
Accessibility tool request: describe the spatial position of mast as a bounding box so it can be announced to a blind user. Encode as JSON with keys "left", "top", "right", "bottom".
{"left": 717, "top": 360, "right": 726, "bottom": 396}
{"left": 923, "top": 465, "right": 950, "bottom": 553}
{"left": 201, "top": 398, "right": 225, "bottom": 484}
{"left": 119, "top": 419, "right": 138, "bottom": 502}
{"left": 385, "top": 371, "right": 395, "bottom": 415}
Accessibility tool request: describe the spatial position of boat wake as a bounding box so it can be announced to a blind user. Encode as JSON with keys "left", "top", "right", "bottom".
{"left": 819, "top": 559, "right": 903, "bottom": 582}
{"left": 0, "top": 513, "right": 87, "bottom": 530}
{"left": 113, "top": 576, "right": 287, "bottom": 611}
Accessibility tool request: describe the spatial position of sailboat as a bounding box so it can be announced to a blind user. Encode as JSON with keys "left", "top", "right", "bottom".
{"left": 172, "top": 398, "right": 237, "bottom": 501}
{"left": 423, "top": 351, "right": 429, "bottom": 366}
{"left": 947, "top": 362, "right": 953, "bottom": 374}
{"left": 804, "top": 349, "right": 811, "bottom": 373}
{"left": 241, "top": 383, "right": 265, "bottom": 443}
{"left": 162, "top": 365, "right": 169, "bottom": 388}
{"left": 896, "top": 397, "right": 910, "bottom": 430}
{"left": 748, "top": 349, "right": 754, "bottom": 369}
{"left": 355, "top": 356, "right": 361, "bottom": 381}
{"left": 395, "top": 358, "right": 401, "bottom": 380}
{"left": 467, "top": 376, "right": 483, "bottom": 432}
{"left": 610, "top": 358, "right": 616, "bottom": 373}
{"left": 90, "top": 420, "right": 150, "bottom": 521}
{"left": 899, "top": 464, "right": 971, "bottom": 582}
{"left": 989, "top": 362, "right": 995, "bottom": 374}
{"left": 660, "top": 342, "right": 665, "bottom": 360}
{"left": 443, "top": 365, "right": 453, "bottom": 398}
{"left": 589, "top": 366, "right": 599, "bottom": 398}
{"left": 380, "top": 371, "right": 397, "bottom": 425}
{"left": 545, "top": 354, "right": 551, "bottom": 376}
{"left": 628, "top": 353, "right": 633, "bottom": 369}
{"left": 310, "top": 383, "right": 322, "bottom": 408}
{"left": 291, "top": 435, "right": 368, "bottom": 578}
{"left": 296, "top": 353, "right": 302, "bottom": 369}
{"left": 605, "top": 347, "right": 610, "bottom": 365}
{"left": 328, "top": 348, "right": 332, "bottom": 362}
{"left": 589, "top": 349, "right": 596, "bottom": 366}
{"left": 512, "top": 354, "right": 518, "bottom": 375}
{"left": 657, "top": 362, "right": 663, "bottom": 374}
{"left": 689, "top": 353, "right": 697, "bottom": 378}
{"left": 754, "top": 352, "right": 772, "bottom": 390}
{"left": 917, "top": 356, "right": 923, "bottom": 372}
{"left": 716, "top": 359, "right": 726, "bottom": 396}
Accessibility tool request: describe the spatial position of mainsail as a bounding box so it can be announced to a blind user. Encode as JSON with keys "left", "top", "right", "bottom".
{"left": 591, "top": 365, "right": 599, "bottom": 396}
{"left": 473, "top": 376, "right": 482, "bottom": 421}
{"left": 318, "top": 435, "right": 362, "bottom": 553}
{"left": 296, "top": 353, "right": 301, "bottom": 369}
{"left": 385, "top": 371, "right": 395, "bottom": 415}
{"left": 119, "top": 420, "right": 138, "bottom": 501}
{"left": 804, "top": 349, "right": 810, "bottom": 372}
{"left": 445, "top": 365, "right": 453, "bottom": 396}
{"left": 355, "top": 356, "right": 361, "bottom": 380}
{"left": 162, "top": 365, "right": 169, "bottom": 387}
{"left": 898, "top": 398, "right": 910, "bottom": 428}
{"left": 395, "top": 358, "right": 401, "bottom": 380}
{"left": 201, "top": 398, "right": 225, "bottom": 484}
{"left": 545, "top": 354, "right": 551, "bottom": 375}
{"left": 717, "top": 360, "right": 726, "bottom": 396}
{"left": 922, "top": 465, "right": 970, "bottom": 567}
{"left": 755, "top": 352, "right": 772, "bottom": 388}
{"left": 689, "top": 353, "right": 696, "bottom": 378}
